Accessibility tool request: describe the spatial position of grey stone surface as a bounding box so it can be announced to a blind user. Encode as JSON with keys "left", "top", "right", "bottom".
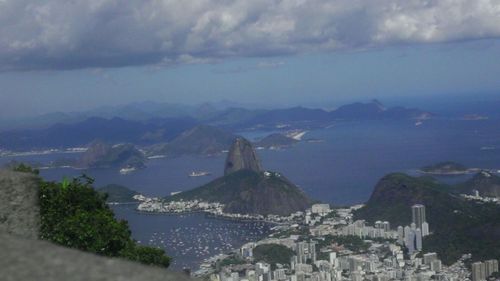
{"left": 224, "top": 137, "right": 262, "bottom": 176}
{"left": 0, "top": 232, "right": 197, "bottom": 281}
{"left": 0, "top": 169, "right": 40, "bottom": 239}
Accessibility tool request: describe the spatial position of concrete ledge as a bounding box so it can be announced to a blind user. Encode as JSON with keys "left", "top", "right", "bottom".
{"left": 0, "top": 232, "right": 196, "bottom": 281}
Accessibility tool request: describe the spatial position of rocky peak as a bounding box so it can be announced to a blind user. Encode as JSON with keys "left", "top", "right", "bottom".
{"left": 78, "top": 140, "right": 111, "bottom": 167}
{"left": 224, "top": 137, "right": 262, "bottom": 176}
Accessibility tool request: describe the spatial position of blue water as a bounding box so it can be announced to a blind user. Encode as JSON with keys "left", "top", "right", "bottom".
{"left": 111, "top": 205, "right": 273, "bottom": 269}
{"left": 1, "top": 119, "right": 499, "bottom": 269}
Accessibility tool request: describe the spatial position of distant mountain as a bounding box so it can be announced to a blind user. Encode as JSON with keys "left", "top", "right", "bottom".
{"left": 254, "top": 133, "right": 299, "bottom": 148}
{"left": 0, "top": 117, "right": 197, "bottom": 150}
{"left": 330, "top": 100, "right": 385, "bottom": 120}
{"left": 355, "top": 173, "right": 500, "bottom": 264}
{"left": 243, "top": 107, "right": 331, "bottom": 125}
{"left": 0, "top": 100, "right": 433, "bottom": 150}
{"left": 199, "top": 107, "right": 265, "bottom": 127}
{"left": 330, "top": 100, "right": 431, "bottom": 120}
{"left": 169, "top": 137, "right": 312, "bottom": 216}
{"left": 77, "top": 140, "right": 145, "bottom": 169}
{"left": 457, "top": 171, "right": 500, "bottom": 198}
{"left": 97, "top": 184, "right": 140, "bottom": 203}
{"left": 207, "top": 101, "right": 432, "bottom": 130}
{"left": 144, "top": 125, "right": 236, "bottom": 157}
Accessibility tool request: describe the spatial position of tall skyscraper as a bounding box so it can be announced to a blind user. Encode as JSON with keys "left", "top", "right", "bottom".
{"left": 415, "top": 229, "right": 422, "bottom": 251}
{"left": 397, "top": 226, "right": 404, "bottom": 245}
{"left": 411, "top": 204, "right": 426, "bottom": 230}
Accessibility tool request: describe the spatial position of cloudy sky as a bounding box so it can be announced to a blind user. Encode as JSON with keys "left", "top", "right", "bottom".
{"left": 1, "top": 0, "right": 500, "bottom": 117}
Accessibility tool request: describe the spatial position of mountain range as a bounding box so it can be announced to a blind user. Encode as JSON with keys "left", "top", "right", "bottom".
{"left": 0, "top": 100, "right": 432, "bottom": 151}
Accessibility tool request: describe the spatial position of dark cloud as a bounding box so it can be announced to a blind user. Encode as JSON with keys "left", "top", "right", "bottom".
{"left": 1, "top": 0, "right": 499, "bottom": 71}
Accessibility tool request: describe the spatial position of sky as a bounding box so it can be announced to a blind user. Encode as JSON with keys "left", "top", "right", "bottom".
{"left": 1, "top": 0, "right": 500, "bottom": 118}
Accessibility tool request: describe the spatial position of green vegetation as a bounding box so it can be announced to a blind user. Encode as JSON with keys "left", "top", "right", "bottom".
{"left": 12, "top": 162, "right": 40, "bottom": 175}
{"left": 217, "top": 255, "right": 246, "bottom": 267}
{"left": 355, "top": 172, "right": 500, "bottom": 265}
{"left": 317, "top": 235, "right": 370, "bottom": 253}
{"left": 97, "top": 184, "right": 139, "bottom": 203}
{"left": 456, "top": 171, "right": 500, "bottom": 198}
{"left": 319, "top": 210, "right": 338, "bottom": 224}
{"left": 253, "top": 244, "right": 295, "bottom": 267}
{"left": 12, "top": 164, "right": 170, "bottom": 267}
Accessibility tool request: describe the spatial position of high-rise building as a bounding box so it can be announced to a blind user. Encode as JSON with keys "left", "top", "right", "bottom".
{"left": 421, "top": 222, "right": 429, "bottom": 237}
{"left": 397, "top": 226, "right": 404, "bottom": 245}
{"left": 430, "top": 260, "right": 442, "bottom": 272}
{"left": 296, "top": 241, "right": 317, "bottom": 264}
{"left": 230, "top": 272, "right": 240, "bottom": 281}
{"left": 329, "top": 252, "right": 338, "bottom": 268}
{"left": 485, "top": 259, "right": 499, "bottom": 278}
{"left": 423, "top": 253, "right": 438, "bottom": 265}
{"left": 472, "top": 261, "right": 486, "bottom": 281}
{"left": 411, "top": 204, "right": 426, "bottom": 230}
{"left": 415, "top": 229, "right": 422, "bottom": 251}
{"left": 273, "top": 268, "right": 286, "bottom": 281}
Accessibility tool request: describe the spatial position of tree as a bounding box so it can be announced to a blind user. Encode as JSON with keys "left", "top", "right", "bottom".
{"left": 34, "top": 172, "right": 171, "bottom": 267}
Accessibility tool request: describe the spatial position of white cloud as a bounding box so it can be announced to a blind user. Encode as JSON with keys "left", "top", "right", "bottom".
{"left": 0, "top": 0, "right": 499, "bottom": 70}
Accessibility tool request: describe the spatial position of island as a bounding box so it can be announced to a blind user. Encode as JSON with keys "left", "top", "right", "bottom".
{"left": 419, "top": 161, "right": 473, "bottom": 175}
{"left": 254, "top": 133, "right": 299, "bottom": 149}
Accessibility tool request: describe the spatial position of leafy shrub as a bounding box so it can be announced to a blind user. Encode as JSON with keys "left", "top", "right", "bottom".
{"left": 18, "top": 169, "right": 171, "bottom": 267}
{"left": 253, "top": 244, "right": 295, "bottom": 266}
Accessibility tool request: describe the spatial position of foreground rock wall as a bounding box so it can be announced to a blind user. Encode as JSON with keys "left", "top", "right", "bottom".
{"left": 0, "top": 169, "right": 40, "bottom": 239}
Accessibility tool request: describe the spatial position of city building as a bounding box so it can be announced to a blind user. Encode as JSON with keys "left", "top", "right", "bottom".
{"left": 411, "top": 204, "right": 426, "bottom": 230}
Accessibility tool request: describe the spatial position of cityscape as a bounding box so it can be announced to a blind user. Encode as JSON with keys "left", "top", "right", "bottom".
{"left": 1, "top": 1, "right": 500, "bottom": 280}
{"left": 202, "top": 204, "right": 498, "bottom": 281}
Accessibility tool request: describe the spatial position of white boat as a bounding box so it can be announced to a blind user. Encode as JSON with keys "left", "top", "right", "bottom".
{"left": 119, "top": 167, "right": 136, "bottom": 175}
{"left": 188, "top": 171, "right": 211, "bottom": 177}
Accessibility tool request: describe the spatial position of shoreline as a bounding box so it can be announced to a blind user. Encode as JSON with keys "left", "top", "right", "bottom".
{"left": 417, "top": 168, "right": 481, "bottom": 176}
{"left": 110, "top": 201, "right": 288, "bottom": 225}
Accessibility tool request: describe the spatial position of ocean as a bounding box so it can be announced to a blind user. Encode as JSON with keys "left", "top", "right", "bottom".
{"left": 1, "top": 119, "right": 499, "bottom": 269}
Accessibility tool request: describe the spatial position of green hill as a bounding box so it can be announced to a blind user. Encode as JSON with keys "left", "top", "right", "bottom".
{"left": 97, "top": 184, "right": 139, "bottom": 203}
{"left": 456, "top": 171, "right": 500, "bottom": 198}
{"left": 169, "top": 169, "right": 312, "bottom": 216}
{"left": 354, "top": 173, "right": 500, "bottom": 264}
